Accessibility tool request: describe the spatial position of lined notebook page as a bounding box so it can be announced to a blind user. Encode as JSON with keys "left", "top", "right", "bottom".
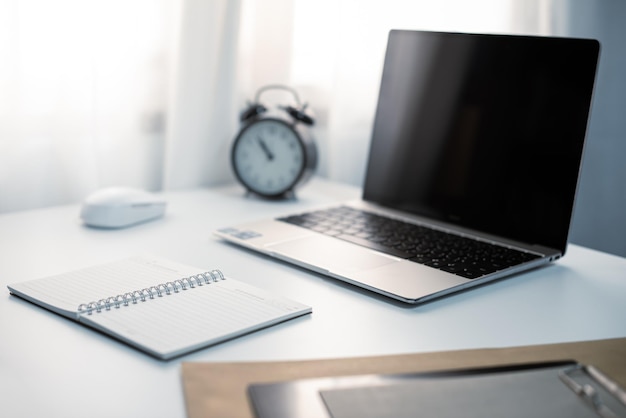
{"left": 8, "top": 256, "right": 205, "bottom": 316}
{"left": 82, "top": 278, "right": 311, "bottom": 359}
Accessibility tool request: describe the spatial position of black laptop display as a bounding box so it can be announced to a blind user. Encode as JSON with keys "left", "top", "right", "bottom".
{"left": 364, "top": 30, "right": 599, "bottom": 256}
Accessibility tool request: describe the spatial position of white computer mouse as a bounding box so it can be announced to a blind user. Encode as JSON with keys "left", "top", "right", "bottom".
{"left": 80, "top": 187, "right": 167, "bottom": 228}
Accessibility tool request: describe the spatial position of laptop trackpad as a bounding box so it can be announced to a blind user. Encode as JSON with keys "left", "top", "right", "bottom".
{"left": 266, "top": 235, "right": 398, "bottom": 274}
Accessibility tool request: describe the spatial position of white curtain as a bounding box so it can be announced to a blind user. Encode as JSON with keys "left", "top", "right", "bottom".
{"left": 0, "top": 0, "right": 173, "bottom": 212}
{"left": 0, "top": 0, "right": 559, "bottom": 213}
{"left": 163, "top": 0, "right": 241, "bottom": 190}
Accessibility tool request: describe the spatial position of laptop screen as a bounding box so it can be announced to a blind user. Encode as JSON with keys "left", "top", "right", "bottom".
{"left": 363, "top": 30, "right": 599, "bottom": 254}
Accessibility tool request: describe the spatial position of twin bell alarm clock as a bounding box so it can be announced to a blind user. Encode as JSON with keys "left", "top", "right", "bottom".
{"left": 231, "top": 85, "right": 317, "bottom": 199}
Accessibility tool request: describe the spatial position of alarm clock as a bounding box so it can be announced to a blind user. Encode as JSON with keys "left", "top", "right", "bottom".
{"left": 231, "top": 85, "right": 317, "bottom": 199}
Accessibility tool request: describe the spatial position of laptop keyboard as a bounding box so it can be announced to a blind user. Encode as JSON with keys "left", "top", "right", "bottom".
{"left": 277, "top": 206, "right": 540, "bottom": 279}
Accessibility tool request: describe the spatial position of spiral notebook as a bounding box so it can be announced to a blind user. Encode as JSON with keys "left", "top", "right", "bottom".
{"left": 7, "top": 255, "right": 312, "bottom": 360}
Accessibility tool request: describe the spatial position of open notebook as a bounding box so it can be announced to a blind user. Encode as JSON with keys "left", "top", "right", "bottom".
{"left": 7, "top": 255, "right": 311, "bottom": 360}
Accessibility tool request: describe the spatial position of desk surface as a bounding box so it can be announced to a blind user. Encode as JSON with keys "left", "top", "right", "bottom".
{"left": 1, "top": 178, "right": 625, "bottom": 418}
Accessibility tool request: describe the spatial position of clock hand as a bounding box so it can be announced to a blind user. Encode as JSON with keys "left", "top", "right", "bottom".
{"left": 257, "top": 137, "right": 274, "bottom": 161}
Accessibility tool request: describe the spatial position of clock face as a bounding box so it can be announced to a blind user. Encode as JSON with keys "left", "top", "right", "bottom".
{"left": 232, "top": 119, "right": 305, "bottom": 196}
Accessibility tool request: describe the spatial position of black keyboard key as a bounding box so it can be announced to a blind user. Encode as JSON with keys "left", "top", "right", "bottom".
{"left": 438, "top": 263, "right": 466, "bottom": 274}
{"left": 456, "top": 268, "right": 483, "bottom": 279}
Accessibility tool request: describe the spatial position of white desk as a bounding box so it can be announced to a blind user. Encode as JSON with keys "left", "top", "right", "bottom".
{"left": 1, "top": 178, "right": 625, "bottom": 418}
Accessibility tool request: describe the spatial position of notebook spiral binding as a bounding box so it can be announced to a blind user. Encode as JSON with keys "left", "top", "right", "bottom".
{"left": 77, "top": 269, "right": 225, "bottom": 315}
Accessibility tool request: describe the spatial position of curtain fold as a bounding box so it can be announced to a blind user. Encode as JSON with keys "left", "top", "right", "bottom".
{"left": 163, "top": 0, "right": 242, "bottom": 190}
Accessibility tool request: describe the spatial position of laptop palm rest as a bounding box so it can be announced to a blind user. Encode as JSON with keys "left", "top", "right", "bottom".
{"left": 267, "top": 235, "right": 397, "bottom": 274}
{"left": 266, "top": 235, "right": 468, "bottom": 302}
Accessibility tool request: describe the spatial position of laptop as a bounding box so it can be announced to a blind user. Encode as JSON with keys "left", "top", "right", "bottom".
{"left": 215, "top": 30, "right": 600, "bottom": 305}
